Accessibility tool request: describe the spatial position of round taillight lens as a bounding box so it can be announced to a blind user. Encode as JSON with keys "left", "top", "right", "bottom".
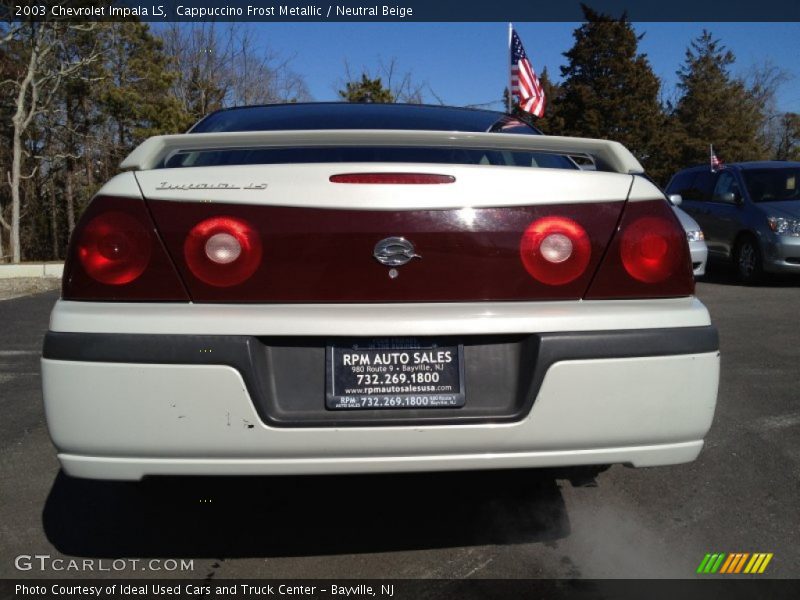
{"left": 184, "top": 216, "right": 262, "bottom": 287}
{"left": 520, "top": 216, "right": 591, "bottom": 285}
{"left": 620, "top": 216, "right": 683, "bottom": 283}
{"left": 77, "top": 212, "right": 152, "bottom": 285}
{"left": 539, "top": 233, "right": 574, "bottom": 263}
{"left": 205, "top": 233, "right": 242, "bottom": 264}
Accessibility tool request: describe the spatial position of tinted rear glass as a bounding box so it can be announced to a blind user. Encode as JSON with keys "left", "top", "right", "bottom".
{"left": 162, "top": 146, "right": 578, "bottom": 170}
{"left": 191, "top": 103, "right": 539, "bottom": 135}
{"left": 665, "top": 171, "right": 695, "bottom": 196}
{"left": 742, "top": 168, "right": 800, "bottom": 203}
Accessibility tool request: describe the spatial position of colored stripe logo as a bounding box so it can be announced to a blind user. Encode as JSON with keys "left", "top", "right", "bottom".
{"left": 697, "top": 553, "right": 773, "bottom": 574}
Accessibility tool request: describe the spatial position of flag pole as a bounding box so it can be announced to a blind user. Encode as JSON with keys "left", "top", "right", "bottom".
{"left": 507, "top": 23, "right": 513, "bottom": 113}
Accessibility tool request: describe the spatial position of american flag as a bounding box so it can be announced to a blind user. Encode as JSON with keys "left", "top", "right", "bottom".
{"left": 710, "top": 145, "right": 723, "bottom": 172}
{"left": 510, "top": 27, "right": 545, "bottom": 117}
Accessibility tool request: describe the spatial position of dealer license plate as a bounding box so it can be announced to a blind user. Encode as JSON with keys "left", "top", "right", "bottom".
{"left": 326, "top": 339, "right": 465, "bottom": 410}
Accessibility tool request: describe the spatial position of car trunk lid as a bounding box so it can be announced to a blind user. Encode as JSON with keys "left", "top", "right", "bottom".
{"left": 135, "top": 163, "right": 632, "bottom": 302}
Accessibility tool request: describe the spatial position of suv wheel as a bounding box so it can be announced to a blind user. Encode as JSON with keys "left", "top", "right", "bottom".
{"left": 734, "top": 236, "right": 763, "bottom": 285}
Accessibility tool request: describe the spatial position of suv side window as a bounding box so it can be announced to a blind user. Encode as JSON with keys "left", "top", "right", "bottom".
{"left": 689, "top": 171, "right": 717, "bottom": 201}
{"left": 712, "top": 171, "right": 742, "bottom": 202}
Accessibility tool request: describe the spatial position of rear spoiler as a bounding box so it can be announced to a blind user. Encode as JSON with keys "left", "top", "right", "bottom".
{"left": 120, "top": 129, "right": 644, "bottom": 175}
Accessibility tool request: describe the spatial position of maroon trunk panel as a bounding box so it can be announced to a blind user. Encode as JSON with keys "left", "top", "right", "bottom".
{"left": 146, "top": 200, "right": 625, "bottom": 303}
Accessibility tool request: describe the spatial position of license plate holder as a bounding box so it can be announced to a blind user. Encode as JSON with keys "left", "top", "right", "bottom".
{"left": 325, "top": 338, "right": 465, "bottom": 410}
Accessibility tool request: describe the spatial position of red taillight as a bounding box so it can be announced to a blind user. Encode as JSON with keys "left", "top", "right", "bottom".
{"left": 63, "top": 196, "right": 189, "bottom": 301}
{"left": 585, "top": 199, "right": 694, "bottom": 299}
{"left": 620, "top": 216, "right": 683, "bottom": 283}
{"left": 77, "top": 212, "right": 152, "bottom": 285}
{"left": 519, "top": 216, "right": 592, "bottom": 285}
{"left": 330, "top": 173, "right": 455, "bottom": 184}
{"left": 184, "top": 216, "right": 262, "bottom": 287}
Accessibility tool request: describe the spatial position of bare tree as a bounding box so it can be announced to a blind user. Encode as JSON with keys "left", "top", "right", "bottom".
{"left": 159, "top": 22, "right": 232, "bottom": 118}
{"left": 228, "top": 27, "right": 310, "bottom": 105}
{"left": 159, "top": 23, "right": 309, "bottom": 122}
{"left": 744, "top": 60, "right": 791, "bottom": 157}
{"left": 0, "top": 24, "right": 20, "bottom": 260}
{"left": 774, "top": 112, "right": 799, "bottom": 161}
{"left": 1, "top": 20, "right": 101, "bottom": 263}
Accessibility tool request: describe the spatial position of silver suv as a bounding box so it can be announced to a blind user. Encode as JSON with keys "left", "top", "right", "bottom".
{"left": 666, "top": 162, "right": 800, "bottom": 283}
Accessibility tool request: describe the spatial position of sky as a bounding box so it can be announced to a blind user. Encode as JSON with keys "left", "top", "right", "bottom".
{"left": 230, "top": 22, "right": 800, "bottom": 113}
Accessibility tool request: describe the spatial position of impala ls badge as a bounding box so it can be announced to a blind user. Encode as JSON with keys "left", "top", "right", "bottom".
{"left": 373, "top": 237, "right": 421, "bottom": 267}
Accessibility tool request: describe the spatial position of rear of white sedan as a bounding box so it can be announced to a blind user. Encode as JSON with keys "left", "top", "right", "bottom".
{"left": 41, "top": 104, "right": 719, "bottom": 481}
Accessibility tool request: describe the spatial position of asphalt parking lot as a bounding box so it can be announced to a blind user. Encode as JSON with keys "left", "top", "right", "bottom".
{"left": 1, "top": 267, "right": 798, "bottom": 580}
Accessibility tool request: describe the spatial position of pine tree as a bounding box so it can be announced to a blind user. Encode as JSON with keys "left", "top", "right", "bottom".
{"left": 554, "top": 6, "right": 664, "bottom": 170}
{"left": 338, "top": 74, "right": 395, "bottom": 103}
{"left": 52, "top": 23, "right": 108, "bottom": 236}
{"left": 530, "top": 67, "right": 565, "bottom": 135}
{"left": 183, "top": 63, "right": 227, "bottom": 121}
{"left": 100, "top": 22, "right": 191, "bottom": 163}
{"left": 673, "top": 30, "right": 769, "bottom": 167}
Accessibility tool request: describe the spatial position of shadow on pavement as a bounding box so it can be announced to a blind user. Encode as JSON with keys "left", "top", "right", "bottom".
{"left": 699, "top": 258, "right": 800, "bottom": 288}
{"left": 42, "top": 467, "right": 589, "bottom": 558}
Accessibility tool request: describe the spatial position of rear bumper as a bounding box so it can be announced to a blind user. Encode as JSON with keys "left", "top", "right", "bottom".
{"left": 43, "top": 327, "right": 718, "bottom": 428}
{"left": 57, "top": 443, "right": 706, "bottom": 481}
{"left": 42, "top": 298, "right": 720, "bottom": 480}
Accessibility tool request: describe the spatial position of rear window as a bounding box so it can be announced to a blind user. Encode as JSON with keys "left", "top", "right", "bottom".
{"left": 742, "top": 168, "right": 800, "bottom": 203}
{"left": 191, "top": 103, "right": 540, "bottom": 135}
{"left": 665, "top": 171, "right": 695, "bottom": 196}
{"left": 162, "top": 146, "right": 578, "bottom": 170}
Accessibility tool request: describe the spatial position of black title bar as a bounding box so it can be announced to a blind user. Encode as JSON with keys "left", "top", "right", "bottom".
{"left": 4, "top": 0, "right": 800, "bottom": 22}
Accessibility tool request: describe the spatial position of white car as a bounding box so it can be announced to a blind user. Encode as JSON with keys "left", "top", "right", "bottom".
{"left": 42, "top": 103, "right": 720, "bottom": 481}
{"left": 670, "top": 196, "right": 708, "bottom": 277}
